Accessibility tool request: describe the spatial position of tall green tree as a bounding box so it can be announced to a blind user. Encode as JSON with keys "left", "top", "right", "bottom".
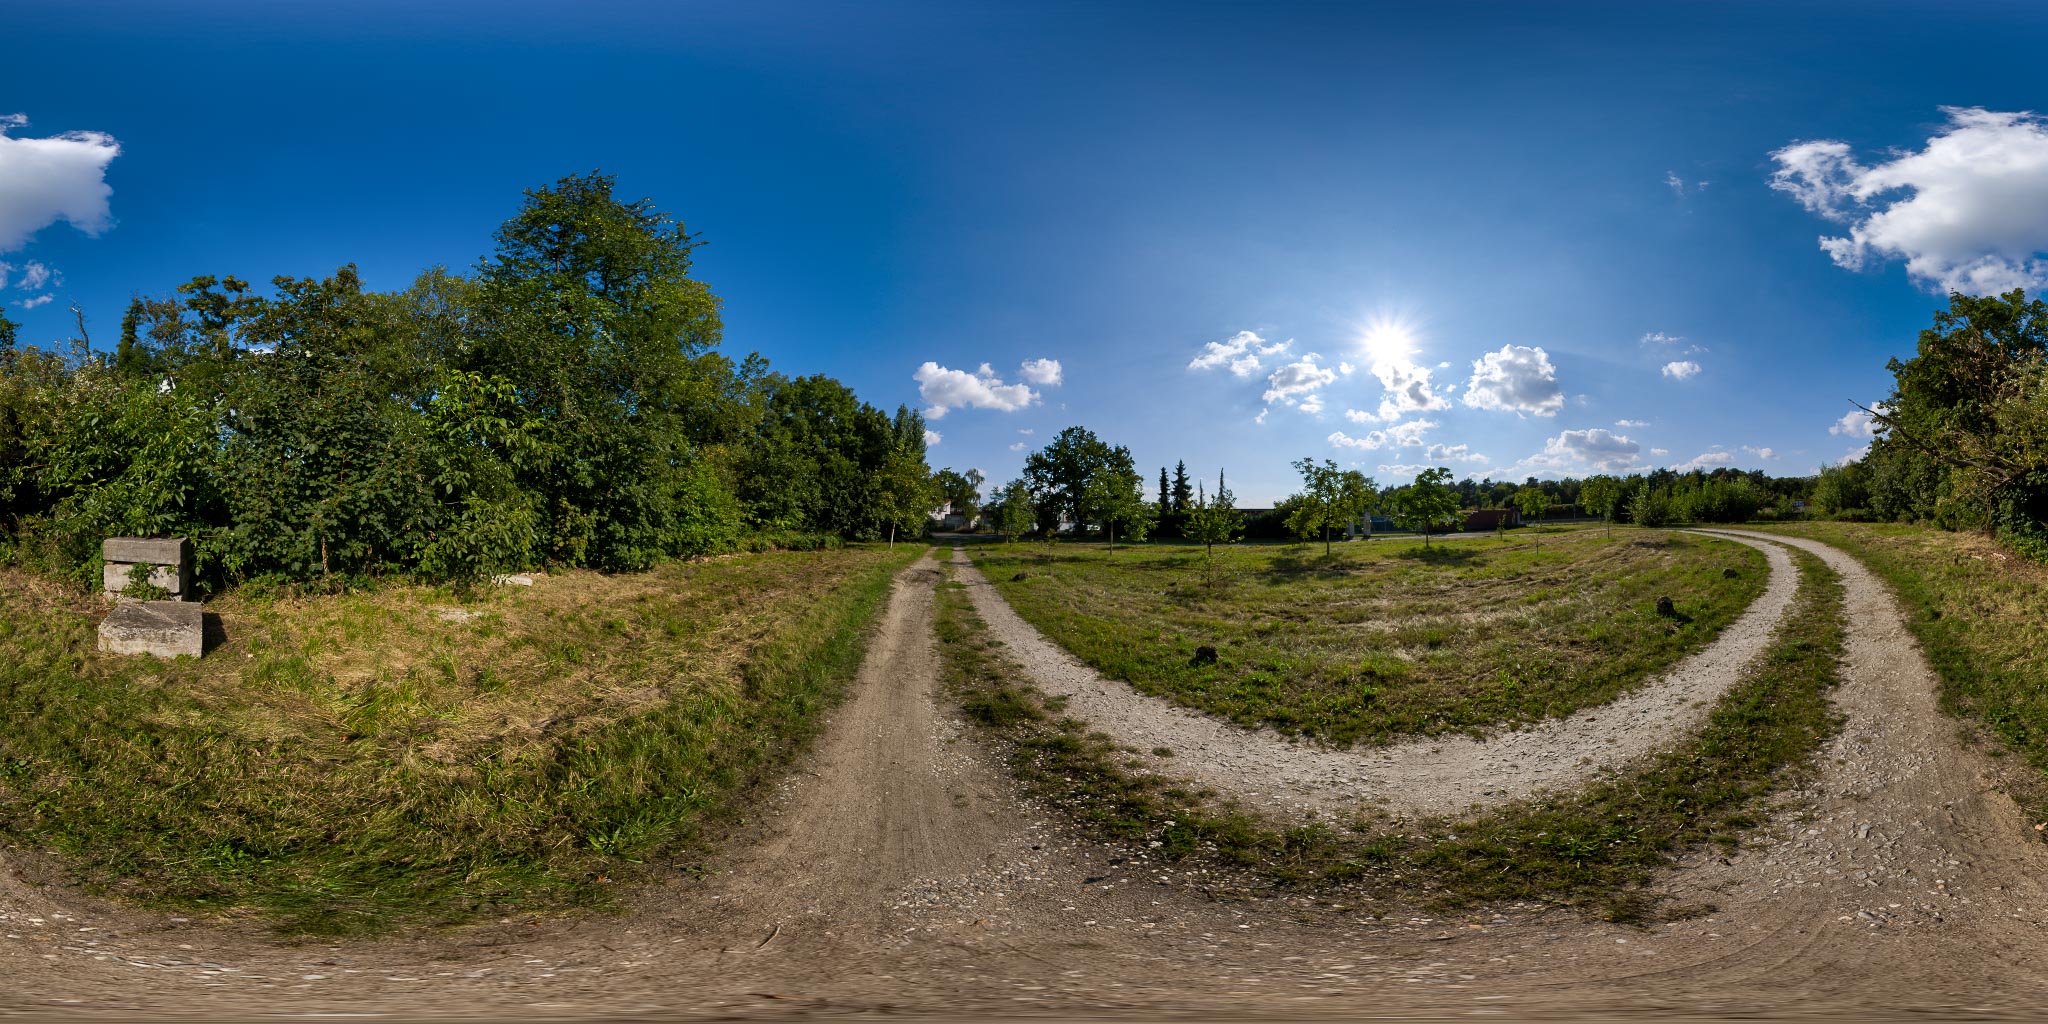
{"left": 1021, "top": 426, "right": 1136, "bottom": 534}
{"left": 1170, "top": 460, "right": 1193, "bottom": 515}
{"left": 1283, "top": 458, "right": 1371, "bottom": 555}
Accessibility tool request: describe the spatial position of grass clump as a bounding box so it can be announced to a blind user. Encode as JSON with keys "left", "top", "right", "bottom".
{"left": 972, "top": 530, "right": 1767, "bottom": 746}
{"left": 937, "top": 546, "right": 1846, "bottom": 919}
{"left": 0, "top": 544, "right": 920, "bottom": 935}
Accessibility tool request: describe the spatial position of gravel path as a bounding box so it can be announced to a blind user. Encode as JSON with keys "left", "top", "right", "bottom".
{"left": 950, "top": 533, "right": 1800, "bottom": 819}
{"left": 2, "top": 538, "right": 2047, "bottom": 1018}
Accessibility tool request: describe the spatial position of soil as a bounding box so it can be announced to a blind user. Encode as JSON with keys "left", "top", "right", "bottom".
{"left": 0, "top": 538, "right": 2043, "bottom": 1020}
{"left": 950, "top": 534, "right": 1799, "bottom": 819}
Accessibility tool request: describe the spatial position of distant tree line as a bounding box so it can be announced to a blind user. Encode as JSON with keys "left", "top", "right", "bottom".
{"left": 0, "top": 173, "right": 948, "bottom": 590}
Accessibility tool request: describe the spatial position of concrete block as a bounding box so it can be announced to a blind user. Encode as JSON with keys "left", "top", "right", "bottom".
{"left": 101, "top": 536, "right": 192, "bottom": 597}
{"left": 103, "top": 537, "right": 189, "bottom": 565}
{"left": 98, "top": 600, "right": 205, "bottom": 659}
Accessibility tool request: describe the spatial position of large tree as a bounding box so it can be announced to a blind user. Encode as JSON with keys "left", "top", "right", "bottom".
{"left": 1170, "top": 460, "right": 1193, "bottom": 515}
{"left": 1021, "top": 426, "right": 1136, "bottom": 535}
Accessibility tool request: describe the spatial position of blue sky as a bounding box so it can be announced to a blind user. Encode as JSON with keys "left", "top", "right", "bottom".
{"left": 5, "top": 1, "right": 2048, "bottom": 504}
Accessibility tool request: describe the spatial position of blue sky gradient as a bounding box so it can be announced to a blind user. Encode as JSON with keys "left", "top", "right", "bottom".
{"left": 5, "top": 1, "right": 2047, "bottom": 503}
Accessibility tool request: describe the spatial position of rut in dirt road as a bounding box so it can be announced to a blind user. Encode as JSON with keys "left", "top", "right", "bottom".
{"left": 950, "top": 533, "right": 1800, "bottom": 819}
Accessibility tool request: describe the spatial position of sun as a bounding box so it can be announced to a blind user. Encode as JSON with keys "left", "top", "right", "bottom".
{"left": 1359, "top": 316, "right": 1418, "bottom": 368}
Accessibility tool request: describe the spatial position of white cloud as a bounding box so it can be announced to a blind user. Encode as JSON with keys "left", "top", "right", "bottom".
{"left": 0, "top": 115, "right": 121, "bottom": 253}
{"left": 1343, "top": 408, "right": 1380, "bottom": 424}
{"left": 1742, "top": 445, "right": 1778, "bottom": 460}
{"left": 1650, "top": 447, "right": 1670, "bottom": 456}
{"left": 1327, "top": 418, "right": 1436, "bottom": 453}
{"left": 1462, "top": 344, "right": 1563, "bottom": 417}
{"left": 1371, "top": 359, "right": 1452, "bottom": 419}
{"left": 1830, "top": 406, "right": 1886, "bottom": 439}
{"left": 1299, "top": 392, "right": 1325, "bottom": 415}
{"left": 914, "top": 361, "right": 1039, "bottom": 419}
{"left": 1338, "top": 361, "right": 1355, "bottom": 375}
{"left": 1008, "top": 440, "right": 1027, "bottom": 452}
{"left": 923, "top": 429, "right": 942, "bottom": 446}
{"left": 1615, "top": 419, "right": 1649, "bottom": 428}
{"left": 1673, "top": 450, "right": 1736, "bottom": 471}
{"left": 1426, "top": 442, "right": 1488, "bottom": 463}
{"left": 1263, "top": 356, "right": 1338, "bottom": 407}
{"left": 1017, "top": 428, "right": 1034, "bottom": 435}
{"left": 1017, "top": 358, "right": 1063, "bottom": 386}
{"left": 1640, "top": 331, "right": 1683, "bottom": 345}
{"left": 1666, "top": 171, "right": 1686, "bottom": 195}
{"left": 17, "top": 260, "right": 51, "bottom": 290}
{"left": 1189, "top": 330, "right": 1290, "bottom": 377}
{"left": 18, "top": 293, "right": 52, "bottom": 308}
{"left": 1534, "top": 428, "right": 1642, "bottom": 472}
{"left": 1771, "top": 108, "right": 2048, "bottom": 294}
{"left": 1662, "top": 360, "right": 1702, "bottom": 380}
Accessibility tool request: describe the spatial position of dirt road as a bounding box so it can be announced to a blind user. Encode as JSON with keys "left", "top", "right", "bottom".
{"left": 0, "top": 540, "right": 2044, "bottom": 1019}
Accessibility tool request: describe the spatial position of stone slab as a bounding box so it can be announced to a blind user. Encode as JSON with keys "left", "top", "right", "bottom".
{"left": 98, "top": 600, "right": 205, "bottom": 659}
{"left": 103, "top": 537, "right": 189, "bottom": 565}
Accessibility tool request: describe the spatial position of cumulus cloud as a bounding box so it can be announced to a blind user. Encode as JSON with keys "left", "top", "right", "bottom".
{"left": 1327, "top": 418, "right": 1436, "bottom": 452}
{"left": 1535, "top": 428, "right": 1641, "bottom": 472}
{"left": 1615, "top": 419, "right": 1649, "bottom": 428}
{"left": 17, "top": 260, "right": 51, "bottom": 290}
{"left": 1771, "top": 108, "right": 2048, "bottom": 293}
{"left": 1640, "top": 332, "right": 1684, "bottom": 345}
{"left": 1662, "top": 360, "right": 1702, "bottom": 380}
{"left": 914, "top": 361, "right": 1040, "bottom": 419}
{"left": 1343, "top": 408, "right": 1380, "bottom": 425}
{"left": 1743, "top": 445, "right": 1778, "bottom": 460}
{"left": 1017, "top": 358, "right": 1063, "bottom": 386}
{"left": 18, "top": 293, "right": 52, "bottom": 308}
{"left": 1650, "top": 447, "right": 1670, "bottom": 456}
{"left": 923, "top": 429, "right": 942, "bottom": 446}
{"left": 0, "top": 114, "right": 121, "bottom": 253}
{"left": 1371, "top": 359, "right": 1452, "bottom": 419}
{"left": 1189, "top": 330, "right": 1291, "bottom": 377}
{"left": 1461, "top": 344, "right": 1563, "bottom": 417}
{"left": 1673, "top": 450, "right": 1736, "bottom": 471}
{"left": 1263, "top": 356, "right": 1338, "bottom": 407}
{"left": 1008, "top": 441, "right": 1027, "bottom": 452}
{"left": 1426, "top": 442, "right": 1488, "bottom": 463}
{"left": 1830, "top": 406, "right": 1886, "bottom": 439}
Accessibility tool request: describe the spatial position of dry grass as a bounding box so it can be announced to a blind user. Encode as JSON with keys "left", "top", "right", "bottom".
{"left": 0, "top": 544, "right": 919, "bottom": 934}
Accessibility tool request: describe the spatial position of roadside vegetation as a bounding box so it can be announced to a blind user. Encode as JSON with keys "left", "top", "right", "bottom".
{"left": 1751, "top": 521, "right": 2048, "bottom": 821}
{"left": 971, "top": 530, "right": 1766, "bottom": 745}
{"left": 937, "top": 545, "right": 1845, "bottom": 921}
{"left": 0, "top": 544, "right": 918, "bottom": 935}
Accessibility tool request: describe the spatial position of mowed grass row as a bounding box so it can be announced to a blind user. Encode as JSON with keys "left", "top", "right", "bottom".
{"left": 937, "top": 545, "right": 1846, "bottom": 921}
{"left": 973, "top": 530, "right": 1767, "bottom": 746}
{"left": 0, "top": 544, "right": 921, "bottom": 935}
{"left": 1751, "top": 522, "right": 2048, "bottom": 824}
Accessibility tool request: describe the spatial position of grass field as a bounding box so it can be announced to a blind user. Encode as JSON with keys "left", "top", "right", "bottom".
{"left": 937, "top": 545, "right": 1846, "bottom": 920}
{"left": 971, "top": 529, "right": 1768, "bottom": 745}
{"left": 0, "top": 544, "right": 920, "bottom": 935}
{"left": 1749, "top": 521, "right": 2048, "bottom": 822}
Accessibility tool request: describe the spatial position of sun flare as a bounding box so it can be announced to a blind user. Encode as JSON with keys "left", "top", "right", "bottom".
{"left": 1359, "top": 317, "right": 1418, "bottom": 368}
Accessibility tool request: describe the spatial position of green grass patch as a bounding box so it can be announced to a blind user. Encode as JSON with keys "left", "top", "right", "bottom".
{"left": 937, "top": 545, "right": 1844, "bottom": 919}
{"left": 0, "top": 544, "right": 921, "bottom": 936}
{"left": 972, "top": 530, "right": 1766, "bottom": 746}
{"left": 1746, "top": 521, "right": 2048, "bottom": 826}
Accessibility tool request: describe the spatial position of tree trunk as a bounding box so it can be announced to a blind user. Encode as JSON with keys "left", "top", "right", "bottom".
{"left": 1324, "top": 525, "right": 1331, "bottom": 556}
{"left": 889, "top": 523, "right": 895, "bottom": 549}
